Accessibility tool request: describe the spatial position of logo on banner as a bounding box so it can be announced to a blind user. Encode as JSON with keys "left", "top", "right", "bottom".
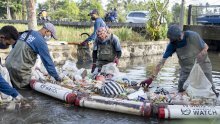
{"left": 181, "top": 105, "right": 218, "bottom": 116}
{"left": 181, "top": 108, "right": 191, "bottom": 115}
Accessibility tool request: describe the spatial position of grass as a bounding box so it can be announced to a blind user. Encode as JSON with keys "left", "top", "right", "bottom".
{"left": 0, "top": 23, "right": 147, "bottom": 42}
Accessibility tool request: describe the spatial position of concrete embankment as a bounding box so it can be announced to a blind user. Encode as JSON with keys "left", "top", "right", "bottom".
{"left": 0, "top": 41, "right": 168, "bottom": 65}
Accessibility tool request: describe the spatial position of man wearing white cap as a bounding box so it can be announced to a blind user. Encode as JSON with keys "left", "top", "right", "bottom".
{"left": 5, "top": 23, "right": 61, "bottom": 89}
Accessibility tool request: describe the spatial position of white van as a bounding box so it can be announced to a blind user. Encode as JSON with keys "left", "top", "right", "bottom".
{"left": 126, "top": 11, "right": 149, "bottom": 23}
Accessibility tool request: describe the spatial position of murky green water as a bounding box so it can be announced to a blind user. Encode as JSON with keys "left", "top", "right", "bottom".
{"left": 0, "top": 52, "right": 219, "bottom": 124}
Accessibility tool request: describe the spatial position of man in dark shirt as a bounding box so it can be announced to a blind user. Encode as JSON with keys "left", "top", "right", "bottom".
{"left": 82, "top": 9, "right": 107, "bottom": 44}
{"left": 79, "top": 9, "right": 107, "bottom": 63}
{"left": 140, "top": 25, "right": 218, "bottom": 96}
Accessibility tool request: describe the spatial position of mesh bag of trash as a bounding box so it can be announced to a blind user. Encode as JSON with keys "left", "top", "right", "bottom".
{"left": 183, "top": 63, "right": 216, "bottom": 99}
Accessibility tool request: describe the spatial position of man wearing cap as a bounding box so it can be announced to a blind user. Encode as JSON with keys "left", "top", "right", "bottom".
{"left": 81, "top": 9, "right": 106, "bottom": 45}
{"left": 5, "top": 23, "right": 61, "bottom": 89}
{"left": 140, "top": 24, "right": 217, "bottom": 95}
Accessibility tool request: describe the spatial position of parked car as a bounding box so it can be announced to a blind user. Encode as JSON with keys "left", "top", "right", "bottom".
{"left": 126, "top": 11, "right": 149, "bottom": 23}
{"left": 196, "top": 15, "right": 220, "bottom": 25}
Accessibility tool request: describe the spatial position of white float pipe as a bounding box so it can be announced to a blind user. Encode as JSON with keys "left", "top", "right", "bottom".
{"left": 30, "top": 81, "right": 76, "bottom": 104}
{"left": 75, "top": 95, "right": 151, "bottom": 117}
{"left": 159, "top": 105, "right": 220, "bottom": 119}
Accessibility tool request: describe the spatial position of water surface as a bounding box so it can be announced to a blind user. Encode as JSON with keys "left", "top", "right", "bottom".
{"left": 0, "top": 52, "right": 220, "bottom": 124}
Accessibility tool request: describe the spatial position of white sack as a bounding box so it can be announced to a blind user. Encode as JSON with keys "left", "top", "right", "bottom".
{"left": 101, "top": 63, "right": 120, "bottom": 75}
{"left": 183, "top": 63, "right": 216, "bottom": 99}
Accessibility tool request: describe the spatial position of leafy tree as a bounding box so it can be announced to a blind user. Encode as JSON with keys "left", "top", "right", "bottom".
{"left": 0, "top": 0, "right": 22, "bottom": 19}
{"left": 10, "top": 0, "right": 22, "bottom": 19}
{"left": 52, "top": 0, "right": 79, "bottom": 21}
{"left": 146, "top": 0, "right": 169, "bottom": 41}
{"left": 171, "top": 3, "right": 181, "bottom": 23}
{"left": 0, "top": 1, "right": 7, "bottom": 19}
{"left": 38, "top": 0, "right": 79, "bottom": 21}
{"left": 77, "top": 0, "right": 104, "bottom": 21}
{"left": 106, "top": 0, "right": 121, "bottom": 10}
{"left": 123, "top": 0, "right": 148, "bottom": 11}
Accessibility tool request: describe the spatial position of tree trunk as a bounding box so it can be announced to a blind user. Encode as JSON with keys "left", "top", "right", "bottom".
{"left": 6, "top": 0, "right": 11, "bottom": 20}
{"left": 179, "top": 0, "right": 185, "bottom": 30}
{"left": 26, "top": 0, "right": 37, "bottom": 30}
{"left": 22, "top": 0, "right": 26, "bottom": 20}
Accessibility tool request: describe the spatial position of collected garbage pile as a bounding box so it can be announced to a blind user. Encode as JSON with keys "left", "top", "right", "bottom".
{"left": 29, "top": 60, "right": 220, "bottom": 119}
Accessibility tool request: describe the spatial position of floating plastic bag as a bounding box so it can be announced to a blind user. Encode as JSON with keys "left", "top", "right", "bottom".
{"left": 127, "top": 88, "right": 145, "bottom": 100}
{"left": 183, "top": 63, "right": 216, "bottom": 99}
{"left": 101, "top": 63, "right": 120, "bottom": 75}
{"left": 33, "top": 56, "right": 48, "bottom": 75}
{"left": 62, "top": 60, "right": 78, "bottom": 72}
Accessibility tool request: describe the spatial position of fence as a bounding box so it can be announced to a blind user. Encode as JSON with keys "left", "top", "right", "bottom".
{"left": 0, "top": 19, "right": 146, "bottom": 28}
{"left": 187, "top": 5, "right": 220, "bottom": 25}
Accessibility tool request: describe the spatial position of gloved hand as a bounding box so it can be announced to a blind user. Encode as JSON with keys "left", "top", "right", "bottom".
{"left": 15, "top": 94, "right": 24, "bottom": 101}
{"left": 140, "top": 77, "right": 153, "bottom": 87}
{"left": 113, "top": 57, "right": 119, "bottom": 66}
{"left": 56, "top": 76, "right": 62, "bottom": 83}
{"left": 91, "top": 63, "right": 96, "bottom": 73}
{"left": 80, "top": 40, "right": 88, "bottom": 46}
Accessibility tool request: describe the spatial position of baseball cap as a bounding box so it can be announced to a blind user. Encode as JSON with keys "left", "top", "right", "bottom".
{"left": 43, "top": 23, "right": 57, "bottom": 40}
{"left": 88, "top": 9, "right": 99, "bottom": 16}
{"left": 167, "top": 25, "right": 182, "bottom": 41}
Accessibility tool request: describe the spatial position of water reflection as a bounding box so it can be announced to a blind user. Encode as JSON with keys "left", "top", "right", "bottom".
{"left": 0, "top": 52, "right": 220, "bottom": 124}
{"left": 120, "top": 52, "right": 220, "bottom": 92}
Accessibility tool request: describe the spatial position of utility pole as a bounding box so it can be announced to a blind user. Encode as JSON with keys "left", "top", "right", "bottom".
{"left": 26, "top": 0, "right": 37, "bottom": 30}
{"left": 179, "top": 0, "right": 185, "bottom": 30}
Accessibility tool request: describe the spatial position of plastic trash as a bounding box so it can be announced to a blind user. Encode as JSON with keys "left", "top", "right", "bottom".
{"left": 62, "top": 60, "right": 78, "bottom": 72}
{"left": 101, "top": 63, "right": 120, "bottom": 75}
{"left": 6, "top": 100, "right": 16, "bottom": 111}
{"left": 127, "top": 88, "right": 145, "bottom": 100}
{"left": 183, "top": 63, "right": 216, "bottom": 99}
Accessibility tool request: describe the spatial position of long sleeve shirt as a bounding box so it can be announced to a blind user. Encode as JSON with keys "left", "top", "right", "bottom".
{"left": 86, "top": 17, "right": 106, "bottom": 42}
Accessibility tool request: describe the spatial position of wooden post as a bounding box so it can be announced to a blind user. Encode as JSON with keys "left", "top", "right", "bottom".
{"left": 26, "top": 0, "right": 37, "bottom": 30}
{"left": 179, "top": 0, "right": 185, "bottom": 30}
{"left": 187, "top": 5, "right": 192, "bottom": 25}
